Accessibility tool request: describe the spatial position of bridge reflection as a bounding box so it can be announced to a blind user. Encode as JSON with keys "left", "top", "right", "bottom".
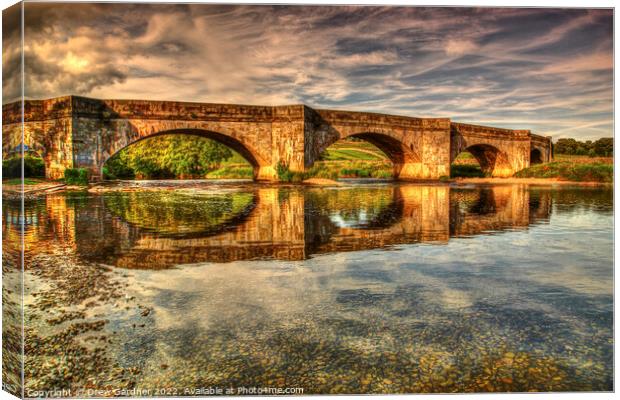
{"left": 4, "top": 185, "right": 553, "bottom": 269}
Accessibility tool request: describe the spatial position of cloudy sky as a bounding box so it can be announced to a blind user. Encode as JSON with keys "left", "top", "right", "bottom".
{"left": 2, "top": 3, "right": 613, "bottom": 139}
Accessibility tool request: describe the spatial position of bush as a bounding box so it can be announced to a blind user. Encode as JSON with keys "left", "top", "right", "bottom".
{"left": 371, "top": 170, "right": 393, "bottom": 179}
{"left": 276, "top": 161, "right": 299, "bottom": 182}
{"left": 2, "top": 157, "right": 21, "bottom": 178}
{"left": 64, "top": 168, "right": 90, "bottom": 185}
{"left": 2, "top": 155, "right": 45, "bottom": 179}
{"left": 103, "top": 153, "right": 135, "bottom": 179}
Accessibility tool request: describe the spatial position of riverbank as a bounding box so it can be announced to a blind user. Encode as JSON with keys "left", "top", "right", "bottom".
{"left": 452, "top": 177, "right": 612, "bottom": 186}
{"left": 2, "top": 179, "right": 67, "bottom": 198}
{"left": 3, "top": 175, "right": 612, "bottom": 200}
{"left": 514, "top": 160, "right": 612, "bottom": 183}
{"left": 451, "top": 154, "right": 613, "bottom": 183}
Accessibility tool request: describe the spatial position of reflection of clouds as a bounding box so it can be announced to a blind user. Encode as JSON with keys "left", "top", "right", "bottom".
{"left": 108, "top": 201, "right": 612, "bottom": 389}
{"left": 130, "top": 261, "right": 311, "bottom": 333}
{"left": 329, "top": 210, "right": 368, "bottom": 228}
{"left": 124, "top": 203, "right": 611, "bottom": 338}
{"left": 4, "top": 5, "right": 612, "bottom": 140}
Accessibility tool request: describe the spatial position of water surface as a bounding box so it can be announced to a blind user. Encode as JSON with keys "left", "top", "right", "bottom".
{"left": 2, "top": 182, "right": 613, "bottom": 394}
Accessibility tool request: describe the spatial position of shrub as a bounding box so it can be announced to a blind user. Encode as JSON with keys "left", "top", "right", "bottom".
{"left": 103, "top": 153, "right": 135, "bottom": 179}
{"left": 371, "top": 170, "right": 393, "bottom": 179}
{"left": 276, "top": 161, "right": 300, "bottom": 182}
{"left": 2, "top": 157, "right": 21, "bottom": 179}
{"left": 64, "top": 168, "right": 90, "bottom": 186}
{"left": 2, "top": 155, "right": 45, "bottom": 179}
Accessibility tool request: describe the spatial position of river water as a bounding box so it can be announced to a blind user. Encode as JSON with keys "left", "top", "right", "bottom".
{"left": 2, "top": 181, "right": 613, "bottom": 394}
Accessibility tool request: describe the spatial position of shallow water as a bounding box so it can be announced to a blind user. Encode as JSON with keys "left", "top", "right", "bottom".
{"left": 2, "top": 182, "right": 613, "bottom": 394}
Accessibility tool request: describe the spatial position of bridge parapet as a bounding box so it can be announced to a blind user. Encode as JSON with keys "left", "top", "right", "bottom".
{"left": 76, "top": 97, "right": 279, "bottom": 122}
{"left": 3, "top": 96, "right": 75, "bottom": 123}
{"left": 451, "top": 122, "right": 531, "bottom": 139}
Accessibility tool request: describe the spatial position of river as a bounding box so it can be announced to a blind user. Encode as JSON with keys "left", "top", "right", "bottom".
{"left": 2, "top": 181, "right": 613, "bottom": 395}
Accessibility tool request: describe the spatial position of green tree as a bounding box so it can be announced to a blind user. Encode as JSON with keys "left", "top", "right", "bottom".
{"left": 104, "top": 134, "right": 233, "bottom": 179}
{"left": 2, "top": 153, "right": 45, "bottom": 178}
{"left": 554, "top": 137, "right": 613, "bottom": 156}
{"left": 593, "top": 137, "right": 613, "bottom": 156}
{"left": 554, "top": 138, "right": 579, "bottom": 155}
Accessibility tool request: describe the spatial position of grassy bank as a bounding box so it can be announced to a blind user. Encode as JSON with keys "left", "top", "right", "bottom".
{"left": 451, "top": 153, "right": 613, "bottom": 182}
{"left": 3, "top": 178, "right": 44, "bottom": 186}
{"left": 206, "top": 164, "right": 254, "bottom": 179}
{"left": 515, "top": 161, "right": 613, "bottom": 182}
{"left": 278, "top": 160, "right": 393, "bottom": 182}
{"left": 206, "top": 146, "right": 616, "bottom": 183}
{"left": 451, "top": 164, "right": 485, "bottom": 178}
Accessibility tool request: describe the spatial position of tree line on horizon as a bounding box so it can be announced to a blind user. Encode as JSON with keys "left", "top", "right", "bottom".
{"left": 553, "top": 137, "right": 613, "bottom": 157}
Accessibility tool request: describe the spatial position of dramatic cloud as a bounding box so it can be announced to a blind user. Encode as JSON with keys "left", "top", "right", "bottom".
{"left": 2, "top": 4, "right": 613, "bottom": 139}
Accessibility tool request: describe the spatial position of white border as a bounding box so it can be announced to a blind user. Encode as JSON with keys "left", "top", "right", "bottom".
{"left": 0, "top": 1, "right": 615, "bottom": 400}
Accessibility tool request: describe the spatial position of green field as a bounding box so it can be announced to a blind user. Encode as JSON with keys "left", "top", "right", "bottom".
{"left": 319, "top": 140, "right": 388, "bottom": 161}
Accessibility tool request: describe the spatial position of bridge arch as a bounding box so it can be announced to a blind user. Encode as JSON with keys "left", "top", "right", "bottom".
{"left": 317, "top": 130, "right": 422, "bottom": 179}
{"left": 450, "top": 123, "right": 530, "bottom": 177}
{"left": 346, "top": 132, "right": 421, "bottom": 164}
{"left": 530, "top": 147, "right": 543, "bottom": 165}
{"left": 458, "top": 144, "right": 513, "bottom": 177}
{"left": 100, "top": 128, "right": 269, "bottom": 180}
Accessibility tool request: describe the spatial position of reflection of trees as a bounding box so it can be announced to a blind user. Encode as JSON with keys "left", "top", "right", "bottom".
{"left": 536, "top": 187, "right": 613, "bottom": 213}
{"left": 450, "top": 188, "right": 497, "bottom": 216}
{"left": 305, "top": 187, "right": 402, "bottom": 229}
{"left": 103, "top": 191, "right": 256, "bottom": 237}
{"left": 449, "top": 186, "right": 531, "bottom": 237}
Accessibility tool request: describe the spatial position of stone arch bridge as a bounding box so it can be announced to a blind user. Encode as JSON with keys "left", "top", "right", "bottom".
{"left": 2, "top": 95, "right": 552, "bottom": 180}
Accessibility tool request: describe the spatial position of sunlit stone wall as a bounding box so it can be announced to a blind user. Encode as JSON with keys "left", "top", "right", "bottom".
{"left": 2, "top": 96, "right": 552, "bottom": 181}
{"left": 304, "top": 108, "right": 452, "bottom": 179}
{"left": 450, "top": 123, "right": 547, "bottom": 177}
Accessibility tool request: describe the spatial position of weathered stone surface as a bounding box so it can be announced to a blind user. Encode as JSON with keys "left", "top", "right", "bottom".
{"left": 450, "top": 123, "right": 538, "bottom": 177}
{"left": 2, "top": 95, "right": 553, "bottom": 180}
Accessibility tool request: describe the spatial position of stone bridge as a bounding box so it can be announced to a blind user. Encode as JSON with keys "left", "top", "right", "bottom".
{"left": 2, "top": 95, "right": 552, "bottom": 180}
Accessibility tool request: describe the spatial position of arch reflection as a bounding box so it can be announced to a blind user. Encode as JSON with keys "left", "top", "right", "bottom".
{"left": 3, "top": 184, "right": 557, "bottom": 269}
